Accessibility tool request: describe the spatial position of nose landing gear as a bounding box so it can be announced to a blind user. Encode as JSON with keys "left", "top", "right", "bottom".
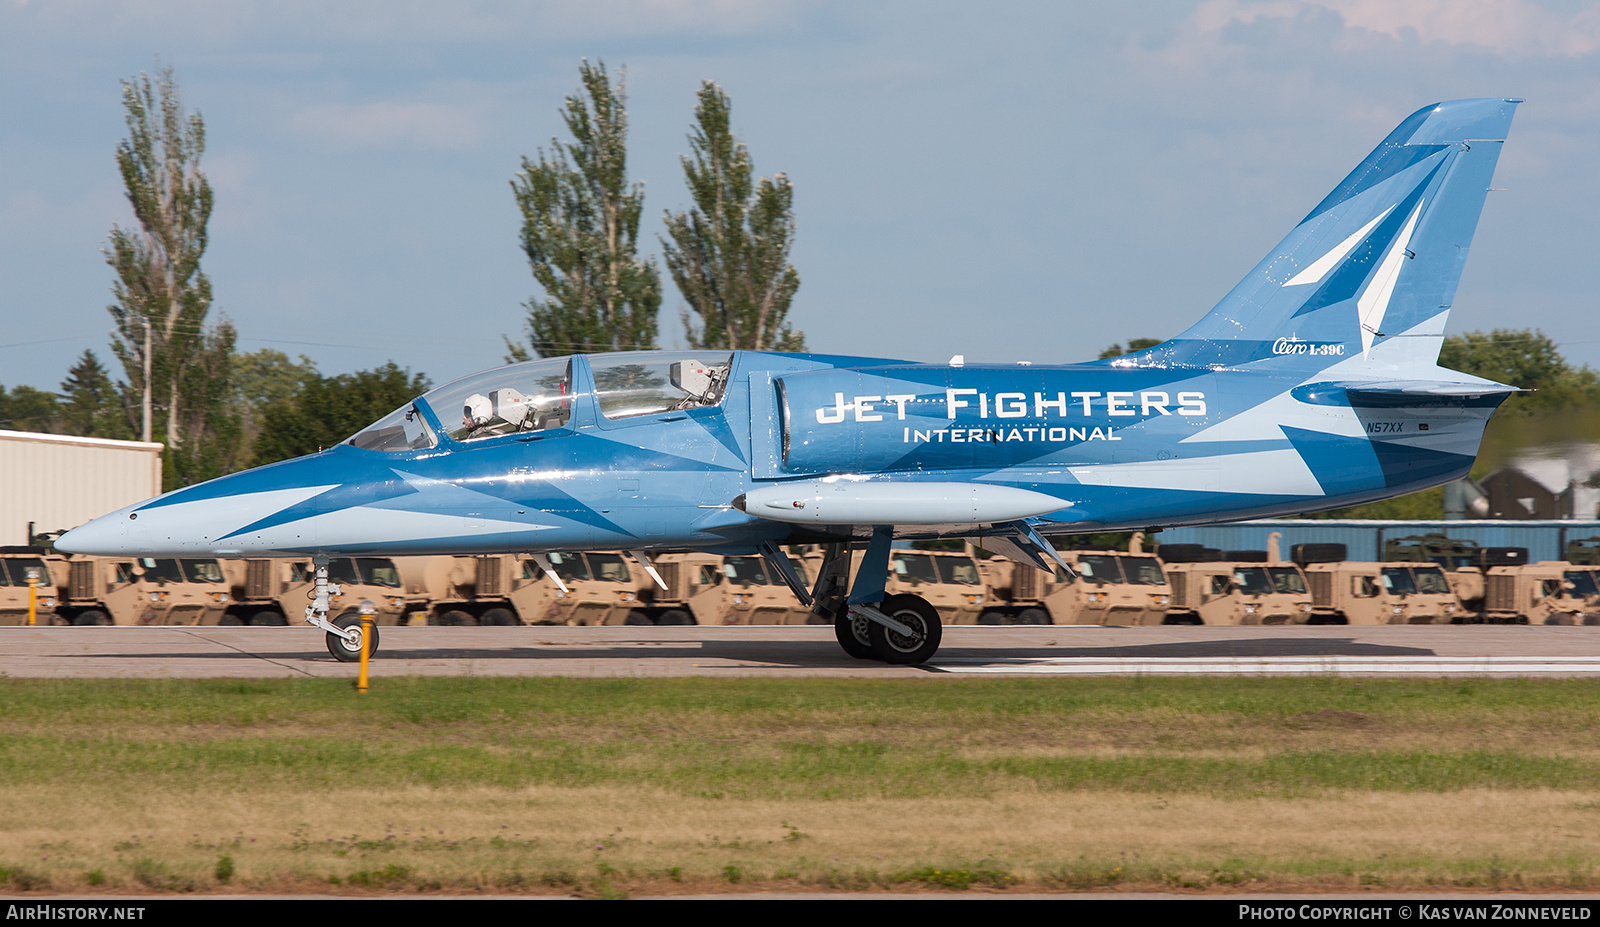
{"left": 303, "top": 555, "right": 380, "bottom": 662}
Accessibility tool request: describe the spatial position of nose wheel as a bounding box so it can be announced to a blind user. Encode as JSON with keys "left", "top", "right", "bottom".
{"left": 326, "top": 612, "right": 379, "bottom": 663}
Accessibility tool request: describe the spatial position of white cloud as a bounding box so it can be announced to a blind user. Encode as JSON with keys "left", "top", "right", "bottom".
{"left": 290, "top": 101, "right": 489, "bottom": 150}
{"left": 1194, "top": 0, "right": 1600, "bottom": 56}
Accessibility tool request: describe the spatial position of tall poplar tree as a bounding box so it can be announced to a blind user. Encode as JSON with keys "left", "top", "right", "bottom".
{"left": 511, "top": 60, "right": 660, "bottom": 356}
{"left": 662, "top": 81, "right": 803, "bottom": 352}
{"left": 104, "top": 64, "right": 237, "bottom": 487}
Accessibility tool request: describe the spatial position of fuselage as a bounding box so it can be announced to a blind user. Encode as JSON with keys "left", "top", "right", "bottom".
{"left": 56, "top": 348, "right": 1503, "bottom": 560}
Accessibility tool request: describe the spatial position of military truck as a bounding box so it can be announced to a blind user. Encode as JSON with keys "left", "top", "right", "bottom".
{"left": 1161, "top": 536, "right": 1315, "bottom": 625}
{"left": 53, "top": 556, "right": 233, "bottom": 625}
{"left": 220, "top": 557, "right": 419, "bottom": 626}
{"left": 980, "top": 537, "right": 1172, "bottom": 625}
{"left": 1379, "top": 533, "right": 1491, "bottom": 613}
{"left": 1301, "top": 559, "right": 1464, "bottom": 624}
{"left": 1559, "top": 565, "right": 1600, "bottom": 623}
{"left": 0, "top": 547, "right": 61, "bottom": 625}
{"left": 881, "top": 549, "right": 987, "bottom": 624}
{"left": 1566, "top": 538, "right": 1600, "bottom": 567}
{"left": 643, "top": 552, "right": 812, "bottom": 625}
{"left": 1383, "top": 533, "right": 1481, "bottom": 569}
{"left": 1481, "top": 561, "right": 1588, "bottom": 625}
{"left": 416, "top": 551, "right": 643, "bottom": 626}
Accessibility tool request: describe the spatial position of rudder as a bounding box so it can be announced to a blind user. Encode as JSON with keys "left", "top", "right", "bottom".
{"left": 1120, "top": 99, "right": 1519, "bottom": 375}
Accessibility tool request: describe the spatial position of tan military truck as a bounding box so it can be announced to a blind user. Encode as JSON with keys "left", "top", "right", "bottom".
{"left": 1301, "top": 560, "right": 1463, "bottom": 624}
{"left": 643, "top": 552, "right": 813, "bottom": 625}
{"left": 1559, "top": 565, "right": 1600, "bottom": 624}
{"left": 54, "top": 556, "right": 232, "bottom": 625}
{"left": 0, "top": 547, "right": 61, "bottom": 625}
{"left": 1161, "top": 538, "right": 1315, "bottom": 625}
{"left": 220, "top": 557, "right": 419, "bottom": 626}
{"left": 1481, "top": 561, "right": 1587, "bottom": 625}
{"left": 1375, "top": 532, "right": 1489, "bottom": 614}
{"left": 416, "top": 551, "right": 642, "bottom": 626}
{"left": 880, "top": 549, "right": 987, "bottom": 624}
{"left": 981, "top": 547, "right": 1172, "bottom": 625}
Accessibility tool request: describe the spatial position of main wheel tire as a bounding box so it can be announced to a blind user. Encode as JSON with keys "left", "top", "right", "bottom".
{"left": 624, "top": 609, "right": 655, "bottom": 626}
{"left": 834, "top": 610, "right": 875, "bottom": 660}
{"left": 326, "top": 613, "right": 379, "bottom": 662}
{"left": 866, "top": 594, "right": 943, "bottom": 665}
{"left": 217, "top": 614, "right": 244, "bottom": 626}
{"left": 480, "top": 607, "right": 521, "bottom": 626}
{"left": 977, "top": 609, "right": 1009, "bottom": 625}
{"left": 657, "top": 609, "right": 693, "bottom": 626}
{"left": 72, "top": 609, "right": 112, "bottom": 626}
{"left": 249, "top": 609, "right": 288, "bottom": 626}
{"left": 1015, "top": 607, "right": 1050, "bottom": 625}
{"left": 432, "top": 609, "right": 478, "bottom": 626}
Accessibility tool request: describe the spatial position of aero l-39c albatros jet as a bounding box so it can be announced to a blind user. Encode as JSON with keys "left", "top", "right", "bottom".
{"left": 60, "top": 98, "right": 1523, "bottom": 665}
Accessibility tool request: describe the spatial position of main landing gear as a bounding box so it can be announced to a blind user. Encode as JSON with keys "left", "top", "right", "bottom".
{"left": 805, "top": 531, "right": 943, "bottom": 665}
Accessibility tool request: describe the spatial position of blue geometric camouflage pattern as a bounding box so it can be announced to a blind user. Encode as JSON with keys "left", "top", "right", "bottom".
{"left": 58, "top": 99, "right": 1523, "bottom": 563}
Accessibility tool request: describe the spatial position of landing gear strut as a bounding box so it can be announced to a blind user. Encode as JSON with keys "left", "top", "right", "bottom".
{"left": 808, "top": 530, "right": 943, "bottom": 665}
{"left": 303, "top": 555, "right": 379, "bottom": 662}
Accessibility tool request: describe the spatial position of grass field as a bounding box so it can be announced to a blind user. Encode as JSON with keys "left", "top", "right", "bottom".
{"left": 2, "top": 675, "right": 1600, "bottom": 895}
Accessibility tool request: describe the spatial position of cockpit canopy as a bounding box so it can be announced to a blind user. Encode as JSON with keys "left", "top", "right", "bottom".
{"left": 347, "top": 352, "right": 733, "bottom": 453}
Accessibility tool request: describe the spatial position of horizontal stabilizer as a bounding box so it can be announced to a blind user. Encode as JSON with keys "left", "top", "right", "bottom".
{"left": 1293, "top": 377, "right": 1519, "bottom": 406}
{"left": 733, "top": 482, "right": 1065, "bottom": 526}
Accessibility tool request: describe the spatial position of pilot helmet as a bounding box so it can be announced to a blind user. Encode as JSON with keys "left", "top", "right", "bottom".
{"left": 463, "top": 393, "right": 493, "bottom": 427}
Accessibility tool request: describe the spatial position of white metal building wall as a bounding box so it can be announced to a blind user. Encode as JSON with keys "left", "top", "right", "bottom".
{"left": 0, "top": 430, "right": 163, "bottom": 544}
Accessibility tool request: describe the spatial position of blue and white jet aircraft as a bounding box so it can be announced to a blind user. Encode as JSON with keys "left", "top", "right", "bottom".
{"left": 60, "top": 98, "right": 1523, "bottom": 665}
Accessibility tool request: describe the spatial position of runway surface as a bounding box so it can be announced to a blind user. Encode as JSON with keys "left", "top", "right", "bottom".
{"left": 3, "top": 624, "right": 1600, "bottom": 678}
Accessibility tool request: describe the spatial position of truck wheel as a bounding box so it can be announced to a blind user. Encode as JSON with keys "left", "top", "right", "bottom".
{"left": 433, "top": 609, "right": 477, "bottom": 626}
{"left": 326, "top": 613, "right": 378, "bottom": 662}
{"left": 1545, "top": 612, "right": 1578, "bottom": 626}
{"left": 866, "top": 594, "right": 942, "bottom": 665}
{"left": 657, "top": 609, "right": 693, "bottom": 625}
{"left": 218, "top": 614, "right": 244, "bottom": 626}
{"left": 73, "top": 609, "right": 112, "bottom": 626}
{"left": 250, "top": 610, "right": 288, "bottom": 626}
{"left": 624, "top": 609, "right": 654, "bottom": 626}
{"left": 1015, "top": 608, "right": 1050, "bottom": 625}
{"left": 480, "top": 608, "right": 520, "bottom": 626}
{"left": 977, "top": 609, "right": 1008, "bottom": 625}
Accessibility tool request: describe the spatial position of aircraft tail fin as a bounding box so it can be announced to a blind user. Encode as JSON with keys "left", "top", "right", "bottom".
{"left": 1119, "top": 99, "right": 1520, "bottom": 377}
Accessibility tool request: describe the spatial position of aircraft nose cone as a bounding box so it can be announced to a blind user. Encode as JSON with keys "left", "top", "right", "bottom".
{"left": 55, "top": 509, "right": 134, "bottom": 556}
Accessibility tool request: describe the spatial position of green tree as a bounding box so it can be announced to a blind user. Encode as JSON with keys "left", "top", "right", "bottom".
{"left": 58, "top": 350, "right": 132, "bottom": 439}
{"left": 104, "top": 64, "right": 236, "bottom": 486}
{"left": 251, "top": 363, "right": 430, "bottom": 466}
{"left": 1097, "top": 338, "right": 1162, "bottom": 360}
{"left": 233, "top": 349, "right": 318, "bottom": 459}
{"left": 510, "top": 60, "right": 660, "bottom": 357}
{"left": 662, "top": 81, "right": 803, "bottom": 352}
{"left": 0, "top": 385, "right": 61, "bottom": 433}
{"left": 1440, "top": 329, "right": 1600, "bottom": 412}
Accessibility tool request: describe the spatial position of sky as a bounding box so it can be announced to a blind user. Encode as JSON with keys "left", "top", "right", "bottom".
{"left": 2, "top": 0, "right": 1598, "bottom": 395}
